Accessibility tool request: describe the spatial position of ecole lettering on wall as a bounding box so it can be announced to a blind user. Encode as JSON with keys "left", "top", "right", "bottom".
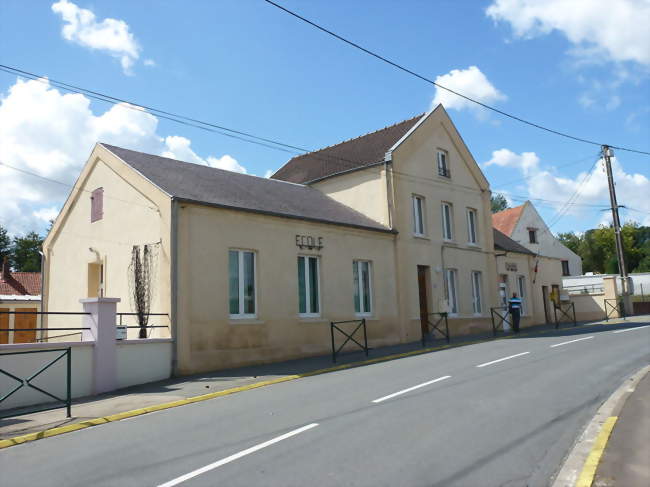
{"left": 505, "top": 262, "right": 518, "bottom": 272}
{"left": 295, "top": 234, "right": 323, "bottom": 251}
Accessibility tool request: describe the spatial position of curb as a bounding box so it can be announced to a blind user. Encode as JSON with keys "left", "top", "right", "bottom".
{"left": 0, "top": 318, "right": 630, "bottom": 450}
{"left": 552, "top": 365, "right": 650, "bottom": 487}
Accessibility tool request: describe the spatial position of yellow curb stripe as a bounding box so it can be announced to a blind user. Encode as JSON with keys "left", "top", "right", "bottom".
{"left": 576, "top": 416, "right": 618, "bottom": 487}
{"left": 0, "top": 320, "right": 620, "bottom": 451}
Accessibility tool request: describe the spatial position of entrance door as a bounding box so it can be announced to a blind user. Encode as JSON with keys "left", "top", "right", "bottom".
{"left": 0, "top": 308, "right": 8, "bottom": 344}
{"left": 542, "top": 286, "right": 551, "bottom": 323}
{"left": 14, "top": 308, "right": 37, "bottom": 343}
{"left": 418, "top": 266, "right": 429, "bottom": 336}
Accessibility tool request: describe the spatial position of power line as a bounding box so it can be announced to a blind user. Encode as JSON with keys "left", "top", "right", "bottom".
{"left": 263, "top": 0, "right": 650, "bottom": 157}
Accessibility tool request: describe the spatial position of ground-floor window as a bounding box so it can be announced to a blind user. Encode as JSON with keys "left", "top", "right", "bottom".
{"left": 229, "top": 250, "right": 256, "bottom": 318}
{"left": 471, "top": 271, "right": 483, "bottom": 315}
{"left": 445, "top": 268, "right": 459, "bottom": 314}
{"left": 353, "top": 260, "right": 372, "bottom": 315}
{"left": 298, "top": 256, "right": 320, "bottom": 316}
{"left": 517, "top": 275, "right": 527, "bottom": 315}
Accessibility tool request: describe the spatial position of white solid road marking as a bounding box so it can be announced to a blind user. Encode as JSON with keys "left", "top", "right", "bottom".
{"left": 550, "top": 336, "right": 594, "bottom": 348}
{"left": 372, "top": 375, "right": 451, "bottom": 403}
{"left": 156, "top": 423, "right": 319, "bottom": 487}
{"left": 613, "top": 325, "right": 650, "bottom": 334}
{"left": 476, "top": 352, "right": 530, "bottom": 368}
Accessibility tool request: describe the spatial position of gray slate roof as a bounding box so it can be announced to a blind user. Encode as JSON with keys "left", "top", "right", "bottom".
{"left": 271, "top": 114, "right": 424, "bottom": 184}
{"left": 101, "top": 144, "right": 393, "bottom": 233}
{"left": 493, "top": 229, "right": 535, "bottom": 255}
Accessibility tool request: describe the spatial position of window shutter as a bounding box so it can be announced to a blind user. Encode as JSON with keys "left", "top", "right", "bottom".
{"left": 91, "top": 188, "right": 104, "bottom": 222}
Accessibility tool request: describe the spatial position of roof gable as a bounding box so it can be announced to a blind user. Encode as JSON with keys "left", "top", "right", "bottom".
{"left": 271, "top": 114, "right": 424, "bottom": 184}
{"left": 492, "top": 204, "right": 525, "bottom": 237}
{"left": 493, "top": 228, "right": 534, "bottom": 255}
{"left": 101, "top": 144, "right": 392, "bottom": 233}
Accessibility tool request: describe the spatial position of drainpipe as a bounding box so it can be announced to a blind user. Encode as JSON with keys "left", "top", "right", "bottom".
{"left": 170, "top": 198, "right": 179, "bottom": 375}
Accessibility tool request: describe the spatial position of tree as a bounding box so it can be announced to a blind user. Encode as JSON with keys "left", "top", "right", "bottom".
{"left": 12, "top": 232, "right": 43, "bottom": 272}
{"left": 491, "top": 193, "right": 509, "bottom": 213}
{"left": 0, "top": 224, "right": 11, "bottom": 267}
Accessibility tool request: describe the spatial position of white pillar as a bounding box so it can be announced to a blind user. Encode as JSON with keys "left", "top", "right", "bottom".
{"left": 80, "top": 297, "right": 120, "bottom": 394}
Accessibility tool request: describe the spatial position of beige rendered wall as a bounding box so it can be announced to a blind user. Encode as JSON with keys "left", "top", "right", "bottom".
{"left": 388, "top": 108, "right": 497, "bottom": 339}
{"left": 311, "top": 166, "right": 390, "bottom": 226}
{"left": 175, "top": 203, "right": 399, "bottom": 374}
{"left": 43, "top": 145, "right": 173, "bottom": 339}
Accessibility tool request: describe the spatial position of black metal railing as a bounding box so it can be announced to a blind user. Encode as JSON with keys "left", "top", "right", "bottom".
{"left": 490, "top": 307, "right": 512, "bottom": 336}
{"left": 421, "top": 312, "right": 450, "bottom": 346}
{"left": 553, "top": 302, "right": 577, "bottom": 329}
{"left": 330, "top": 319, "right": 368, "bottom": 363}
{"left": 0, "top": 347, "right": 71, "bottom": 418}
{"left": 117, "top": 313, "right": 170, "bottom": 338}
{"left": 604, "top": 299, "right": 626, "bottom": 321}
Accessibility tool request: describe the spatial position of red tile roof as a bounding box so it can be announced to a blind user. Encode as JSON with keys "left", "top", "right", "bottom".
{"left": 0, "top": 272, "right": 41, "bottom": 296}
{"left": 271, "top": 114, "right": 424, "bottom": 184}
{"left": 492, "top": 204, "right": 525, "bottom": 237}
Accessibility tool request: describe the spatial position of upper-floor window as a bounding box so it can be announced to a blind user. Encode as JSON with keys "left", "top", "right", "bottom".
{"left": 229, "top": 250, "right": 256, "bottom": 318}
{"left": 441, "top": 202, "right": 453, "bottom": 241}
{"left": 412, "top": 195, "right": 425, "bottom": 236}
{"left": 561, "top": 260, "right": 570, "bottom": 276}
{"left": 437, "top": 150, "right": 450, "bottom": 178}
{"left": 467, "top": 208, "right": 478, "bottom": 244}
{"left": 528, "top": 229, "right": 538, "bottom": 244}
{"left": 298, "top": 256, "right": 320, "bottom": 316}
{"left": 353, "top": 260, "right": 373, "bottom": 316}
{"left": 91, "top": 187, "right": 103, "bottom": 222}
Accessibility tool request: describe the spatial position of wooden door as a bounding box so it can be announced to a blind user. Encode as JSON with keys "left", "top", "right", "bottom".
{"left": 0, "top": 308, "right": 8, "bottom": 344}
{"left": 14, "top": 308, "right": 37, "bottom": 343}
{"left": 418, "top": 266, "right": 429, "bottom": 335}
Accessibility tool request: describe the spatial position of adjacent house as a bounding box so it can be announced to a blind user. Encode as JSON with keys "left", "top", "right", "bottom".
{"left": 0, "top": 257, "right": 41, "bottom": 344}
{"left": 43, "top": 105, "right": 565, "bottom": 374}
{"left": 492, "top": 201, "right": 583, "bottom": 276}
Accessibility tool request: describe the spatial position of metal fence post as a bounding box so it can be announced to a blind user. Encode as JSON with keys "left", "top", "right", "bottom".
{"left": 66, "top": 347, "right": 72, "bottom": 417}
{"left": 362, "top": 319, "right": 368, "bottom": 357}
{"left": 330, "top": 322, "right": 336, "bottom": 363}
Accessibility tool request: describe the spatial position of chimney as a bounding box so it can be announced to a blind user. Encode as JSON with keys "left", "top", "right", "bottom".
{"left": 1, "top": 256, "right": 10, "bottom": 280}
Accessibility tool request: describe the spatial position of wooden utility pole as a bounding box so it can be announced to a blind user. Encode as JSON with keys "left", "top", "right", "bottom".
{"left": 602, "top": 145, "right": 631, "bottom": 313}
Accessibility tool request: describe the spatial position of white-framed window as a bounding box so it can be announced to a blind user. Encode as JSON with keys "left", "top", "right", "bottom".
{"left": 471, "top": 271, "right": 483, "bottom": 315}
{"left": 445, "top": 268, "right": 459, "bottom": 315}
{"left": 517, "top": 275, "right": 527, "bottom": 315}
{"left": 412, "top": 195, "right": 425, "bottom": 236}
{"left": 467, "top": 208, "right": 478, "bottom": 244}
{"left": 353, "top": 260, "right": 373, "bottom": 316}
{"left": 561, "top": 260, "right": 570, "bottom": 276}
{"left": 437, "top": 150, "right": 450, "bottom": 177}
{"left": 441, "top": 202, "right": 453, "bottom": 240}
{"left": 528, "top": 229, "right": 538, "bottom": 244}
{"left": 298, "top": 256, "right": 320, "bottom": 316}
{"left": 229, "top": 250, "right": 256, "bottom": 318}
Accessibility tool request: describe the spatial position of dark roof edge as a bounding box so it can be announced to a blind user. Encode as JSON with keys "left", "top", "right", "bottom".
{"left": 304, "top": 160, "right": 390, "bottom": 185}
{"left": 173, "top": 197, "right": 398, "bottom": 235}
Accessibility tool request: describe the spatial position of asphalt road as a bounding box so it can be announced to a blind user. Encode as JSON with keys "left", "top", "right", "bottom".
{"left": 2, "top": 322, "right": 649, "bottom": 487}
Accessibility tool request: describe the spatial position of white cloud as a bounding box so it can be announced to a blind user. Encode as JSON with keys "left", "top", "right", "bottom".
{"left": 486, "top": 148, "right": 650, "bottom": 226}
{"left": 143, "top": 59, "right": 156, "bottom": 67}
{"left": 51, "top": 0, "right": 141, "bottom": 74}
{"left": 33, "top": 207, "right": 60, "bottom": 224}
{"left": 484, "top": 148, "right": 540, "bottom": 175}
{"left": 432, "top": 66, "right": 506, "bottom": 116}
{"left": 0, "top": 77, "right": 246, "bottom": 235}
{"left": 486, "top": 0, "right": 650, "bottom": 66}
{"left": 263, "top": 169, "right": 274, "bottom": 178}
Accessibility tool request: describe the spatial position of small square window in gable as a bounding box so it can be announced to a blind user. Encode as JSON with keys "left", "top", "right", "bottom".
{"left": 91, "top": 187, "right": 104, "bottom": 222}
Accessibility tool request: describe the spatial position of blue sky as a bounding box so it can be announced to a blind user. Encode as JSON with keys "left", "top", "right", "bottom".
{"left": 0, "top": 0, "right": 648, "bottom": 236}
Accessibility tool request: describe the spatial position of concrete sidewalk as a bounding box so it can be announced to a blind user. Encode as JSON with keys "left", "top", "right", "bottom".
{"left": 0, "top": 315, "right": 641, "bottom": 442}
{"left": 593, "top": 370, "right": 650, "bottom": 487}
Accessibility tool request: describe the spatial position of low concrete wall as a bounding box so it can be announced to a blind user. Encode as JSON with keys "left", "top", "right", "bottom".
{"left": 116, "top": 339, "right": 173, "bottom": 389}
{"left": 0, "top": 342, "right": 94, "bottom": 411}
{"left": 572, "top": 293, "right": 607, "bottom": 322}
